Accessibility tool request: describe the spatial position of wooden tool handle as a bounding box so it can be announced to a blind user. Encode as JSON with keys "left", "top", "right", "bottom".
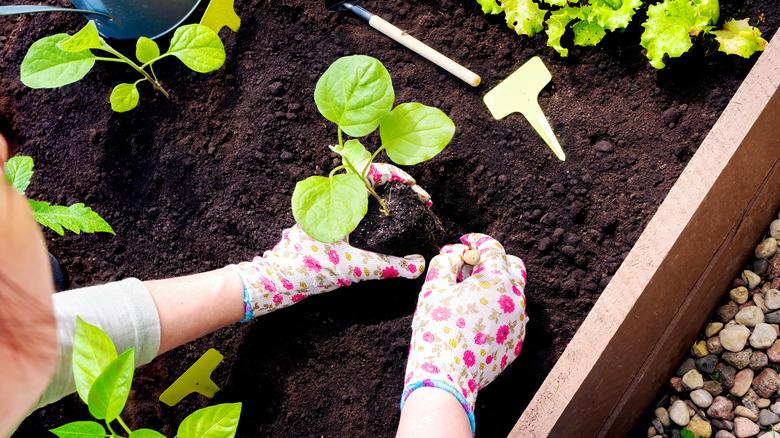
{"left": 368, "top": 16, "right": 481, "bottom": 87}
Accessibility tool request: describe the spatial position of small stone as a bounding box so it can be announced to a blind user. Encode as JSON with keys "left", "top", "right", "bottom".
{"left": 731, "top": 369, "right": 754, "bottom": 397}
{"left": 755, "top": 294, "right": 770, "bottom": 313}
{"left": 743, "top": 270, "right": 761, "bottom": 290}
{"left": 770, "top": 220, "right": 780, "bottom": 239}
{"left": 717, "top": 363, "right": 738, "bottom": 388}
{"left": 736, "top": 307, "right": 765, "bottom": 327}
{"left": 594, "top": 139, "right": 615, "bottom": 152}
{"left": 749, "top": 351, "right": 769, "bottom": 370}
{"left": 687, "top": 418, "right": 712, "bottom": 438}
{"left": 712, "top": 418, "right": 735, "bottom": 431}
{"left": 684, "top": 369, "right": 705, "bottom": 390}
{"left": 743, "top": 395, "right": 760, "bottom": 411}
{"left": 759, "top": 409, "right": 780, "bottom": 426}
{"left": 707, "top": 322, "right": 725, "bottom": 337}
{"left": 691, "top": 389, "right": 714, "bottom": 408}
{"left": 736, "top": 405, "right": 759, "bottom": 421}
{"left": 752, "top": 368, "right": 780, "bottom": 398}
{"left": 708, "top": 396, "right": 735, "bottom": 420}
{"left": 758, "top": 398, "right": 771, "bottom": 408}
{"left": 768, "top": 340, "right": 780, "bottom": 362}
{"left": 766, "top": 289, "right": 780, "bottom": 310}
{"left": 693, "top": 340, "right": 710, "bottom": 358}
{"left": 756, "top": 237, "right": 778, "bottom": 259}
{"left": 670, "top": 400, "right": 691, "bottom": 426}
{"left": 771, "top": 401, "right": 780, "bottom": 415}
{"left": 731, "top": 287, "right": 750, "bottom": 304}
{"left": 733, "top": 417, "right": 759, "bottom": 437}
{"left": 704, "top": 380, "right": 723, "bottom": 396}
{"left": 647, "top": 426, "right": 658, "bottom": 438}
{"left": 697, "top": 355, "right": 719, "bottom": 374}
{"left": 721, "top": 325, "right": 752, "bottom": 351}
{"left": 755, "top": 259, "right": 769, "bottom": 275}
{"left": 651, "top": 418, "right": 664, "bottom": 434}
{"left": 715, "top": 432, "right": 736, "bottom": 438}
{"left": 766, "top": 310, "right": 780, "bottom": 324}
{"left": 678, "top": 358, "right": 697, "bottom": 376}
{"left": 656, "top": 407, "right": 671, "bottom": 426}
{"left": 750, "top": 323, "right": 778, "bottom": 349}
{"left": 720, "top": 302, "right": 740, "bottom": 322}
{"left": 759, "top": 432, "right": 779, "bottom": 438}
{"left": 671, "top": 376, "right": 685, "bottom": 392}
{"left": 708, "top": 337, "right": 724, "bottom": 354}
{"left": 724, "top": 349, "right": 753, "bottom": 369}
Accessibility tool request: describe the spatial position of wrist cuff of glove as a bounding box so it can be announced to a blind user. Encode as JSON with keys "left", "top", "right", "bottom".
{"left": 400, "top": 379, "right": 476, "bottom": 436}
{"left": 226, "top": 265, "right": 253, "bottom": 323}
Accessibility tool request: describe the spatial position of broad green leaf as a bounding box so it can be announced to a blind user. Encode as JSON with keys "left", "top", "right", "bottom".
{"left": 292, "top": 173, "right": 368, "bottom": 243}
{"left": 476, "top": 0, "right": 503, "bottom": 14}
{"left": 588, "top": 0, "right": 642, "bottom": 31}
{"left": 87, "top": 349, "right": 134, "bottom": 421}
{"left": 167, "top": 24, "right": 226, "bottom": 73}
{"left": 314, "top": 55, "right": 395, "bottom": 137}
{"left": 73, "top": 317, "right": 118, "bottom": 403}
{"left": 49, "top": 421, "right": 106, "bottom": 438}
{"left": 3, "top": 155, "right": 34, "bottom": 194}
{"left": 29, "top": 200, "right": 115, "bottom": 236}
{"left": 693, "top": 0, "right": 719, "bottom": 27}
{"left": 503, "top": 0, "right": 547, "bottom": 37}
{"left": 713, "top": 19, "right": 768, "bottom": 58}
{"left": 21, "top": 34, "right": 96, "bottom": 89}
{"left": 178, "top": 403, "right": 242, "bottom": 438}
{"left": 640, "top": 0, "right": 698, "bottom": 69}
{"left": 331, "top": 139, "right": 372, "bottom": 175}
{"left": 136, "top": 37, "right": 160, "bottom": 64}
{"left": 572, "top": 20, "right": 607, "bottom": 46}
{"left": 380, "top": 103, "right": 455, "bottom": 166}
{"left": 57, "top": 21, "right": 101, "bottom": 53}
{"left": 545, "top": 8, "right": 581, "bottom": 57}
{"left": 130, "top": 429, "right": 166, "bottom": 438}
{"left": 681, "top": 429, "right": 695, "bottom": 438}
{"left": 110, "top": 83, "right": 140, "bottom": 113}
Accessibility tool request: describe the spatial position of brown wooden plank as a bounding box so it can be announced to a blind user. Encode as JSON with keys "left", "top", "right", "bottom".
{"left": 510, "top": 32, "right": 780, "bottom": 438}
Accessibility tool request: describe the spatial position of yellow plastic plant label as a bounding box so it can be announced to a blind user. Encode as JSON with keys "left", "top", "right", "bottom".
{"left": 200, "top": 0, "right": 241, "bottom": 33}
{"left": 159, "top": 348, "right": 224, "bottom": 406}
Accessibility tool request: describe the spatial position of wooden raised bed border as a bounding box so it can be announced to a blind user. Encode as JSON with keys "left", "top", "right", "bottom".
{"left": 511, "top": 31, "right": 780, "bottom": 437}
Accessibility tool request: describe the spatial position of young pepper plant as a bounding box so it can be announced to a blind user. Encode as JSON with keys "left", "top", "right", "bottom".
{"left": 3, "top": 156, "right": 114, "bottom": 235}
{"left": 50, "top": 317, "right": 242, "bottom": 438}
{"left": 20, "top": 20, "right": 226, "bottom": 112}
{"left": 291, "top": 55, "right": 455, "bottom": 244}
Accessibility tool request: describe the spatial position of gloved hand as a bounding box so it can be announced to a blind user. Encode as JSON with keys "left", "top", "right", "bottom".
{"left": 228, "top": 163, "right": 428, "bottom": 322}
{"left": 400, "top": 234, "right": 528, "bottom": 435}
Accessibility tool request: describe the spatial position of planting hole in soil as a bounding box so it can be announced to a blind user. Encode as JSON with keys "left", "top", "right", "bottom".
{"left": 1, "top": 0, "right": 778, "bottom": 437}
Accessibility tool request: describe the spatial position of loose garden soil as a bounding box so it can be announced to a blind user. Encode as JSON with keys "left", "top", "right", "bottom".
{"left": 3, "top": 0, "right": 778, "bottom": 436}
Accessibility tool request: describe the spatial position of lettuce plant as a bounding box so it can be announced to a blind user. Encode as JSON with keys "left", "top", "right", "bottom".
{"left": 475, "top": 0, "right": 767, "bottom": 68}
{"left": 50, "top": 317, "right": 242, "bottom": 438}
{"left": 3, "top": 156, "right": 114, "bottom": 235}
{"left": 20, "top": 20, "right": 226, "bottom": 112}
{"left": 291, "top": 55, "right": 455, "bottom": 243}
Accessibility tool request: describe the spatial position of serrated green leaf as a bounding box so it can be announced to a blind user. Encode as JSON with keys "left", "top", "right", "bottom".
{"left": 49, "top": 421, "right": 106, "bottom": 438}
{"left": 573, "top": 20, "right": 607, "bottom": 46}
{"left": 640, "top": 0, "right": 698, "bottom": 69}
{"left": 136, "top": 37, "right": 160, "bottom": 64}
{"left": 167, "top": 24, "right": 226, "bottom": 73}
{"left": 712, "top": 19, "right": 768, "bottom": 58}
{"left": 331, "top": 139, "right": 372, "bottom": 176}
{"left": 110, "top": 83, "right": 140, "bottom": 113}
{"left": 87, "top": 349, "right": 134, "bottom": 421}
{"left": 57, "top": 21, "right": 101, "bottom": 53}
{"left": 73, "top": 317, "right": 118, "bottom": 404}
{"left": 380, "top": 103, "right": 455, "bottom": 166}
{"left": 588, "top": 0, "right": 642, "bottom": 31}
{"left": 545, "top": 7, "right": 581, "bottom": 56}
{"left": 692, "top": 0, "right": 719, "bottom": 27}
{"left": 130, "top": 429, "right": 166, "bottom": 438}
{"left": 542, "top": 0, "right": 569, "bottom": 6}
{"left": 314, "top": 55, "right": 395, "bottom": 138}
{"left": 3, "top": 155, "right": 34, "bottom": 194}
{"left": 476, "top": 0, "right": 503, "bottom": 14}
{"left": 21, "top": 34, "right": 96, "bottom": 89}
{"left": 503, "top": 0, "right": 547, "bottom": 36}
{"left": 178, "top": 403, "right": 242, "bottom": 438}
{"left": 29, "top": 200, "right": 115, "bottom": 235}
{"left": 292, "top": 173, "right": 368, "bottom": 244}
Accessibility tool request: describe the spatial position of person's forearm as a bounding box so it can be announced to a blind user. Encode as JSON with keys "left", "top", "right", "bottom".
{"left": 396, "top": 388, "right": 471, "bottom": 438}
{"left": 145, "top": 267, "right": 245, "bottom": 355}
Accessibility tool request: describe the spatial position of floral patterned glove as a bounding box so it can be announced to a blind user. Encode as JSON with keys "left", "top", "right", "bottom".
{"left": 228, "top": 163, "right": 428, "bottom": 322}
{"left": 400, "top": 234, "right": 528, "bottom": 435}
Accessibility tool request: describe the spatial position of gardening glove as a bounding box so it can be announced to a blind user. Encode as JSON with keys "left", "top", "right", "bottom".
{"left": 400, "top": 234, "right": 528, "bottom": 435}
{"left": 367, "top": 163, "right": 432, "bottom": 207}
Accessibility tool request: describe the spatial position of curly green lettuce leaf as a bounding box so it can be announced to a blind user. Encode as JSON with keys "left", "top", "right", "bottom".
{"left": 640, "top": 0, "right": 699, "bottom": 69}
{"left": 503, "top": 0, "right": 547, "bottom": 36}
{"left": 476, "top": 0, "right": 503, "bottom": 14}
{"left": 712, "top": 19, "right": 768, "bottom": 58}
{"left": 692, "top": 0, "right": 719, "bottom": 27}
{"left": 588, "top": 0, "right": 643, "bottom": 31}
{"left": 572, "top": 20, "right": 607, "bottom": 46}
{"left": 545, "top": 7, "right": 581, "bottom": 56}
{"left": 542, "top": 0, "right": 570, "bottom": 6}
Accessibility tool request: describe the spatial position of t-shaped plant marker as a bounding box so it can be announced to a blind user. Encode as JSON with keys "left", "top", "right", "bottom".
{"left": 159, "top": 349, "right": 224, "bottom": 406}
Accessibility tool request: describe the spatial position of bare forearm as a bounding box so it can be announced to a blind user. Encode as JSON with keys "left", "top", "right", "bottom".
{"left": 396, "top": 388, "right": 471, "bottom": 438}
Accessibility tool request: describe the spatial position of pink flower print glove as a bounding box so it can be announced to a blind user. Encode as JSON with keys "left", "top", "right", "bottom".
{"left": 367, "top": 163, "right": 432, "bottom": 207}
{"left": 227, "top": 225, "right": 425, "bottom": 322}
{"left": 400, "top": 234, "right": 528, "bottom": 435}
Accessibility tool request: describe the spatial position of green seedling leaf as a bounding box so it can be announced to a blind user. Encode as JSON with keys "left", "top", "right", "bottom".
{"left": 713, "top": 19, "right": 768, "bottom": 58}
{"left": 314, "top": 55, "right": 395, "bottom": 138}
{"left": 136, "top": 37, "right": 160, "bottom": 64}
{"left": 57, "top": 21, "right": 101, "bottom": 53}
{"left": 545, "top": 7, "right": 581, "bottom": 56}
{"left": 380, "top": 103, "right": 455, "bottom": 166}
{"left": 21, "top": 34, "right": 96, "bottom": 89}
{"left": 29, "top": 200, "right": 115, "bottom": 236}
{"left": 130, "top": 429, "right": 167, "bottom": 438}
{"left": 73, "top": 317, "right": 118, "bottom": 404}
{"left": 640, "top": 0, "right": 698, "bottom": 69}
{"left": 331, "top": 139, "right": 372, "bottom": 175}
{"left": 542, "top": 0, "right": 569, "bottom": 6}
{"left": 681, "top": 429, "right": 695, "bottom": 438}
{"left": 693, "top": 0, "right": 719, "bottom": 26}
{"left": 476, "top": 0, "right": 503, "bottom": 14}
{"left": 3, "top": 155, "right": 34, "bottom": 194}
{"left": 110, "top": 83, "right": 140, "bottom": 113}
{"left": 87, "top": 349, "right": 134, "bottom": 421}
{"left": 292, "top": 173, "right": 368, "bottom": 243}
{"left": 178, "top": 402, "right": 242, "bottom": 438}
{"left": 503, "top": 0, "right": 547, "bottom": 37}
{"left": 167, "top": 24, "right": 226, "bottom": 73}
{"left": 49, "top": 421, "right": 106, "bottom": 438}
{"left": 572, "top": 20, "right": 607, "bottom": 46}
{"left": 588, "top": 0, "right": 642, "bottom": 31}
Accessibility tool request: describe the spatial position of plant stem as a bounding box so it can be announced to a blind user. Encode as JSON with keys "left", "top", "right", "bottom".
{"left": 104, "top": 421, "right": 119, "bottom": 437}
{"left": 97, "top": 41, "right": 169, "bottom": 98}
{"left": 328, "top": 165, "right": 346, "bottom": 179}
{"left": 343, "top": 160, "right": 389, "bottom": 215}
{"left": 362, "top": 145, "right": 385, "bottom": 177}
{"left": 337, "top": 127, "right": 344, "bottom": 148}
{"left": 117, "top": 416, "right": 132, "bottom": 435}
{"left": 94, "top": 57, "right": 126, "bottom": 63}
{"left": 149, "top": 64, "right": 160, "bottom": 84}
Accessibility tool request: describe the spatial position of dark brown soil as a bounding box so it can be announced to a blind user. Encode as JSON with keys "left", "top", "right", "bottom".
{"left": 3, "top": 0, "right": 777, "bottom": 436}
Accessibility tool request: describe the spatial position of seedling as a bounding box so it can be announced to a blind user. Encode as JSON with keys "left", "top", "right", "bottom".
{"left": 474, "top": 0, "right": 766, "bottom": 69}
{"left": 19, "top": 20, "right": 226, "bottom": 112}
{"left": 291, "top": 55, "right": 455, "bottom": 243}
{"left": 3, "top": 156, "right": 114, "bottom": 235}
{"left": 50, "top": 317, "right": 242, "bottom": 438}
